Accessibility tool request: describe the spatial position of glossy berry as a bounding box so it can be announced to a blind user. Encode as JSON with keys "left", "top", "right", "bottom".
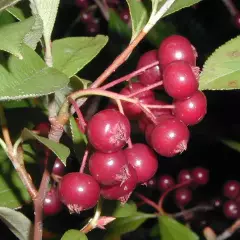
{"left": 147, "top": 178, "right": 157, "bottom": 189}
{"left": 212, "top": 198, "right": 222, "bottom": 208}
{"left": 145, "top": 123, "right": 155, "bottom": 146}
{"left": 150, "top": 117, "right": 190, "bottom": 157}
{"left": 223, "top": 200, "right": 239, "bottom": 219}
{"left": 119, "top": 82, "right": 155, "bottom": 119}
{"left": 192, "top": 167, "right": 209, "bottom": 185}
{"left": 137, "top": 50, "right": 161, "bottom": 86}
{"left": 119, "top": 9, "right": 130, "bottom": 23}
{"left": 52, "top": 158, "right": 65, "bottom": 177}
{"left": 163, "top": 61, "right": 198, "bottom": 100}
{"left": 89, "top": 150, "right": 128, "bottom": 185}
{"left": 86, "top": 21, "right": 100, "bottom": 35}
{"left": 158, "top": 175, "right": 175, "bottom": 192}
{"left": 101, "top": 164, "right": 138, "bottom": 202}
{"left": 173, "top": 91, "right": 207, "bottom": 126}
{"left": 178, "top": 169, "right": 192, "bottom": 184}
{"left": 158, "top": 35, "right": 196, "bottom": 68}
{"left": 80, "top": 11, "right": 93, "bottom": 23}
{"left": 234, "top": 13, "right": 240, "bottom": 29}
{"left": 76, "top": 0, "right": 88, "bottom": 8}
{"left": 124, "top": 143, "right": 158, "bottom": 183}
{"left": 87, "top": 109, "right": 130, "bottom": 153}
{"left": 59, "top": 173, "right": 100, "bottom": 213}
{"left": 43, "top": 188, "right": 62, "bottom": 216}
{"left": 175, "top": 187, "right": 192, "bottom": 207}
{"left": 223, "top": 180, "right": 240, "bottom": 199}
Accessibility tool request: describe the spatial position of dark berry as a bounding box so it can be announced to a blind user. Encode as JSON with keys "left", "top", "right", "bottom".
{"left": 35, "top": 122, "right": 50, "bottom": 137}
{"left": 137, "top": 50, "right": 161, "bottom": 86}
{"left": 147, "top": 178, "right": 157, "bottom": 188}
{"left": 192, "top": 167, "right": 209, "bottom": 185}
{"left": 86, "top": 21, "right": 100, "bottom": 35}
{"left": 43, "top": 187, "right": 62, "bottom": 216}
{"left": 119, "top": 9, "right": 130, "bottom": 23}
{"left": 89, "top": 150, "right": 128, "bottom": 185}
{"left": 52, "top": 158, "right": 65, "bottom": 177}
{"left": 212, "top": 198, "right": 222, "bottom": 208}
{"left": 223, "top": 200, "right": 239, "bottom": 219}
{"left": 76, "top": 0, "right": 88, "bottom": 8}
{"left": 158, "top": 35, "right": 196, "bottom": 68}
{"left": 59, "top": 173, "right": 100, "bottom": 213}
{"left": 80, "top": 11, "right": 93, "bottom": 23}
{"left": 223, "top": 180, "right": 240, "bottom": 199}
{"left": 234, "top": 13, "right": 240, "bottom": 29}
{"left": 124, "top": 143, "right": 158, "bottom": 183}
{"left": 101, "top": 164, "right": 138, "bottom": 202}
{"left": 163, "top": 61, "right": 198, "bottom": 100}
{"left": 158, "top": 175, "right": 175, "bottom": 192}
{"left": 87, "top": 109, "right": 130, "bottom": 153}
{"left": 150, "top": 117, "right": 190, "bottom": 157}
{"left": 175, "top": 187, "right": 192, "bottom": 207}
{"left": 173, "top": 91, "right": 207, "bottom": 126}
{"left": 178, "top": 169, "right": 192, "bottom": 184}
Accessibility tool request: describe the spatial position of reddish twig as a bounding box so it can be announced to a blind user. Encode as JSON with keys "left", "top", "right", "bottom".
{"left": 80, "top": 146, "right": 90, "bottom": 173}
{"left": 135, "top": 193, "right": 160, "bottom": 212}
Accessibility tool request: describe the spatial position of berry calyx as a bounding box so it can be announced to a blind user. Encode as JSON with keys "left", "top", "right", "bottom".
{"left": 175, "top": 187, "right": 192, "bottom": 207}
{"left": 89, "top": 150, "right": 128, "bottom": 185}
{"left": 163, "top": 61, "right": 199, "bottom": 100}
{"left": 52, "top": 158, "right": 65, "bottom": 177}
{"left": 192, "top": 167, "right": 209, "bottom": 185}
{"left": 158, "top": 35, "right": 197, "bottom": 68}
{"left": 43, "top": 187, "right": 62, "bottom": 216}
{"left": 158, "top": 175, "right": 175, "bottom": 192}
{"left": 223, "top": 200, "right": 239, "bottom": 219}
{"left": 150, "top": 117, "right": 190, "bottom": 157}
{"left": 173, "top": 91, "right": 207, "bottom": 126}
{"left": 124, "top": 143, "right": 158, "bottom": 183}
{"left": 177, "top": 169, "right": 192, "bottom": 184}
{"left": 59, "top": 173, "right": 100, "bottom": 213}
{"left": 137, "top": 50, "right": 161, "bottom": 86}
{"left": 87, "top": 109, "right": 130, "bottom": 153}
{"left": 223, "top": 180, "right": 240, "bottom": 199}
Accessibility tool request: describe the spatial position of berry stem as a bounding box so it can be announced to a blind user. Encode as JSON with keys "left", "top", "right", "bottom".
{"left": 216, "top": 219, "right": 240, "bottom": 240}
{"left": 221, "top": 0, "right": 238, "bottom": 16}
{"left": 100, "top": 61, "right": 159, "bottom": 90}
{"left": 139, "top": 104, "right": 158, "bottom": 125}
{"left": 145, "top": 104, "right": 175, "bottom": 109}
{"left": 135, "top": 193, "right": 160, "bottom": 212}
{"left": 80, "top": 146, "right": 90, "bottom": 173}
{"left": 116, "top": 99, "right": 124, "bottom": 114}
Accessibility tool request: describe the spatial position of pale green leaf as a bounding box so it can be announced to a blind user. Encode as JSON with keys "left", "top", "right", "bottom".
{"left": 200, "top": 36, "right": 240, "bottom": 90}
{"left": 61, "top": 230, "right": 88, "bottom": 240}
{"left": 113, "top": 201, "right": 137, "bottom": 218}
{"left": 221, "top": 139, "right": 240, "bottom": 153}
{"left": 21, "top": 128, "right": 70, "bottom": 165}
{"left": 0, "top": 10, "right": 15, "bottom": 26}
{"left": 0, "top": 207, "right": 33, "bottom": 240}
{"left": 159, "top": 215, "right": 199, "bottom": 240}
{"left": 52, "top": 35, "right": 108, "bottom": 77}
{"left": 0, "top": 45, "right": 69, "bottom": 101}
{"left": 7, "top": 6, "right": 25, "bottom": 21}
{"left": 0, "top": 0, "right": 20, "bottom": 11}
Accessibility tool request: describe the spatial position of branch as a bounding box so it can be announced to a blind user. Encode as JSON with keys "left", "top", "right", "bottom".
{"left": 217, "top": 220, "right": 240, "bottom": 240}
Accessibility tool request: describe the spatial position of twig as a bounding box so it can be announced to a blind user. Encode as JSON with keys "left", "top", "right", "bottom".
{"left": 135, "top": 193, "right": 160, "bottom": 212}
{"left": 221, "top": 0, "right": 238, "bottom": 16}
{"left": 217, "top": 220, "right": 240, "bottom": 240}
{"left": 93, "top": 0, "right": 109, "bottom": 20}
{"left": 80, "top": 146, "right": 90, "bottom": 173}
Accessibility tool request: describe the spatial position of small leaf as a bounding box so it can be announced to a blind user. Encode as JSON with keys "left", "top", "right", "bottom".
{"left": 0, "top": 45, "right": 69, "bottom": 101}
{"left": 97, "top": 216, "right": 116, "bottom": 229}
{"left": 113, "top": 201, "right": 137, "bottom": 218}
{"left": 0, "top": 0, "right": 20, "bottom": 12}
{"left": 0, "top": 207, "right": 33, "bottom": 240}
{"left": 221, "top": 139, "right": 240, "bottom": 153}
{"left": 7, "top": 6, "right": 25, "bottom": 21}
{"left": 0, "top": 10, "right": 15, "bottom": 26}
{"left": 21, "top": 128, "right": 70, "bottom": 165}
{"left": 52, "top": 35, "right": 108, "bottom": 77}
{"left": 159, "top": 215, "right": 199, "bottom": 240}
{"left": 61, "top": 230, "right": 88, "bottom": 240}
{"left": 200, "top": 36, "right": 240, "bottom": 90}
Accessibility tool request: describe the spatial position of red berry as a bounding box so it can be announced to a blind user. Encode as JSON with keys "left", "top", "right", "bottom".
{"left": 223, "top": 200, "right": 239, "bottom": 219}
{"left": 158, "top": 35, "right": 196, "bottom": 68}
{"left": 137, "top": 50, "right": 161, "bottom": 86}
{"left": 119, "top": 9, "right": 130, "bottom": 23}
{"left": 234, "top": 13, "right": 240, "bottom": 29}
{"left": 158, "top": 175, "right": 175, "bottom": 192}
{"left": 101, "top": 164, "right": 138, "bottom": 202}
{"left": 150, "top": 117, "right": 190, "bottom": 157}
{"left": 178, "top": 169, "right": 192, "bottom": 184}
{"left": 76, "top": 0, "right": 88, "bottom": 8}
{"left": 35, "top": 122, "right": 50, "bottom": 137}
{"left": 175, "top": 187, "right": 192, "bottom": 207}
{"left": 124, "top": 143, "right": 158, "bottom": 183}
{"left": 43, "top": 187, "right": 62, "bottom": 216}
{"left": 119, "top": 82, "right": 155, "bottom": 119}
{"left": 163, "top": 61, "right": 198, "bottom": 100}
{"left": 147, "top": 178, "right": 157, "bottom": 188}
{"left": 89, "top": 150, "right": 128, "bottom": 185}
{"left": 87, "top": 109, "right": 130, "bottom": 153}
{"left": 192, "top": 167, "right": 209, "bottom": 185}
{"left": 173, "top": 91, "right": 207, "bottom": 126}
{"left": 223, "top": 180, "right": 240, "bottom": 199}
{"left": 138, "top": 114, "right": 151, "bottom": 133}
{"left": 52, "top": 158, "right": 65, "bottom": 177}
{"left": 86, "top": 21, "right": 100, "bottom": 35}
{"left": 59, "top": 173, "right": 100, "bottom": 213}
{"left": 80, "top": 11, "right": 93, "bottom": 23}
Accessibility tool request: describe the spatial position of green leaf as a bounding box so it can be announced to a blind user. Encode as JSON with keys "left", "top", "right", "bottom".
{"left": 0, "top": 10, "right": 15, "bottom": 27}
{"left": 0, "top": 0, "right": 20, "bottom": 12}
{"left": 108, "top": 212, "right": 155, "bottom": 235}
{"left": 200, "top": 36, "right": 240, "bottom": 90}
{"left": 0, "top": 45, "right": 69, "bottom": 101}
{"left": 7, "top": 6, "right": 25, "bottom": 21}
{"left": 52, "top": 35, "right": 108, "bottom": 78}
{"left": 0, "top": 207, "right": 33, "bottom": 240}
{"left": 159, "top": 215, "right": 199, "bottom": 240}
{"left": 61, "top": 230, "right": 88, "bottom": 240}
{"left": 113, "top": 201, "right": 137, "bottom": 218}
{"left": 21, "top": 128, "right": 70, "bottom": 165}
{"left": 221, "top": 139, "right": 240, "bottom": 153}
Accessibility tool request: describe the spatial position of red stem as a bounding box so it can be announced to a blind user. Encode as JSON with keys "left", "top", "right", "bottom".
{"left": 80, "top": 146, "right": 90, "bottom": 173}
{"left": 145, "top": 104, "right": 175, "bottom": 109}
{"left": 135, "top": 193, "right": 160, "bottom": 212}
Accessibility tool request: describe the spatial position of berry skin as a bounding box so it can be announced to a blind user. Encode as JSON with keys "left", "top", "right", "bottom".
{"left": 52, "top": 158, "right": 65, "bottom": 177}
{"left": 136, "top": 50, "right": 161, "bottom": 86}
{"left": 101, "top": 164, "right": 138, "bottom": 202}
{"left": 223, "top": 200, "right": 239, "bottom": 219}
{"left": 76, "top": 0, "right": 88, "bottom": 8}
{"left": 173, "top": 91, "right": 207, "bottom": 126}
{"left": 86, "top": 21, "right": 100, "bottom": 36}
{"left": 178, "top": 169, "right": 192, "bottom": 184}
{"left": 150, "top": 117, "right": 190, "bottom": 157}
{"left": 35, "top": 122, "right": 50, "bottom": 137}
{"left": 147, "top": 178, "right": 157, "bottom": 188}
{"left": 43, "top": 188, "right": 62, "bottom": 216}
{"left": 212, "top": 198, "right": 222, "bottom": 208}
{"left": 119, "top": 82, "right": 155, "bottom": 119}
{"left": 119, "top": 9, "right": 130, "bottom": 23}
{"left": 158, "top": 175, "right": 175, "bottom": 192}
{"left": 59, "top": 173, "right": 100, "bottom": 213}
{"left": 192, "top": 167, "right": 209, "bottom": 185}
{"left": 163, "top": 61, "right": 199, "bottom": 100}
{"left": 80, "top": 11, "right": 93, "bottom": 23}
{"left": 89, "top": 150, "right": 128, "bottom": 186}
{"left": 234, "top": 13, "right": 240, "bottom": 29}
{"left": 124, "top": 143, "right": 158, "bottom": 183}
{"left": 87, "top": 109, "right": 130, "bottom": 153}
{"left": 175, "top": 187, "right": 192, "bottom": 207}
{"left": 223, "top": 180, "right": 240, "bottom": 199}
{"left": 158, "top": 35, "right": 196, "bottom": 68}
